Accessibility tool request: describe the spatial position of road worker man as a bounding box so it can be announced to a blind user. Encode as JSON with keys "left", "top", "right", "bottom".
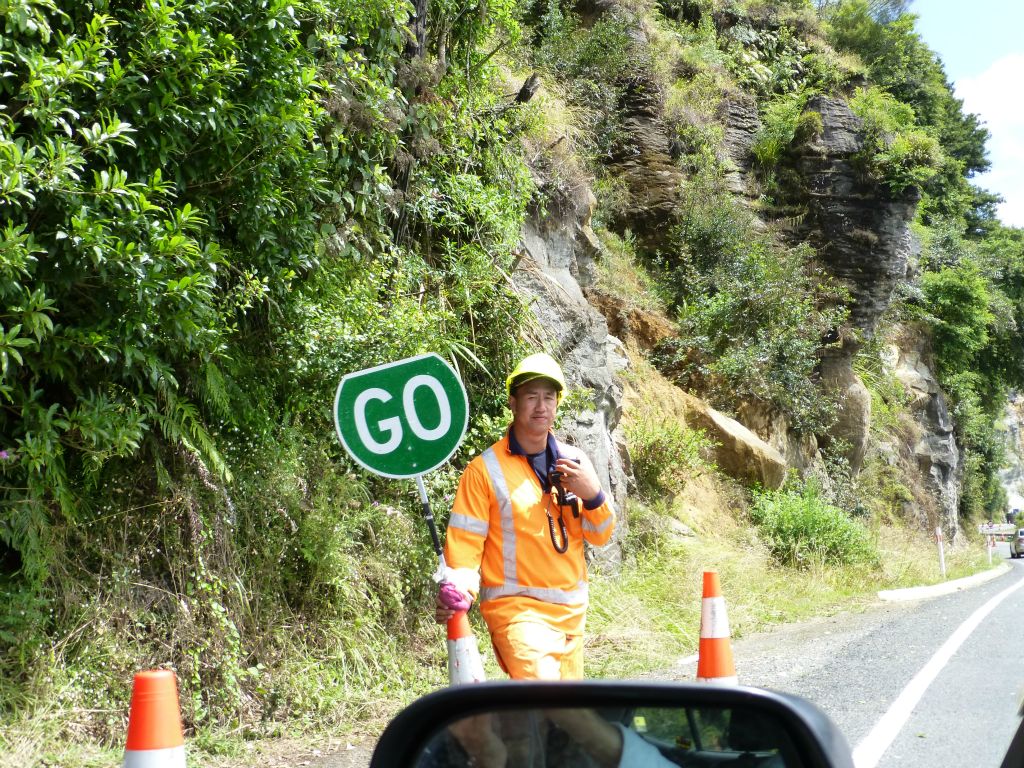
{"left": 435, "top": 352, "right": 616, "bottom": 679}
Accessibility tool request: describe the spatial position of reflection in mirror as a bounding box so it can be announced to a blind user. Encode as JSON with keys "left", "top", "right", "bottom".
{"left": 413, "top": 704, "right": 803, "bottom": 767}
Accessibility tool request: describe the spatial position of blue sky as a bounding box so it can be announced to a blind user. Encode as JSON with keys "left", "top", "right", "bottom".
{"left": 910, "top": 0, "right": 1024, "bottom": 227}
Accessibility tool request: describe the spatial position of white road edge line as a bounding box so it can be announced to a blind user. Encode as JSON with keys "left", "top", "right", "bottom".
{"left": 852, "top": 573, "right": 1024, "bottom": 768}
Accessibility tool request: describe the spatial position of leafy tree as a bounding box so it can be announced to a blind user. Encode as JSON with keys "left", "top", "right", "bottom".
{"left": 825, "top": 0, "right": 990, "bottom": 223}
{"left": 0, "top": 0, "right": 353, "bottom": 578}
{"left": 919, "top": 261, "right": 993, "bottom": 377}
{"left": 1, "top": 0, "right": 537, "bottom": 741}
{"left": 847, "top": 85, "right": 941, "bottom": 194}
{"left": 911, "top": 221, "right": 1024, "bottom": 519}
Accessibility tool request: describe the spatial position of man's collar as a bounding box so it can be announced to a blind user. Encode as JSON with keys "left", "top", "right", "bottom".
{"left": 507, "top": 428, "right": 558, "bottom": 458}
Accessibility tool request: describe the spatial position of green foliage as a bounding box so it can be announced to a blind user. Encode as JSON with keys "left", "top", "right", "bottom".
{"left": 593, "top": 226, "right": 670, "bottom": 311}
{"left": 722, "top": 20, "right": 843, "bottom": 97}
{"left": 1, "top": 0, "right": 539, "bottom": 749}
{"left": 919, "top": 262, "right": 993, "bottom": 377}
{"left": 751, "top": 92, "right": 810, "bottom": 173}
{"left": 626, "top": 419, "right": 714, "bottom": 497}
{"left": 530, "top": 8, "right": 652, "bottom": 161}
{"left": 750, "top": 478, "right": 879, "bottom": 568}
{"left": 826, "top": 0, "right": 989, "bottom": 222}
{"left": 661, "top": 170, "right": 848, "bottom": 431}
{"left": 847, "top": 86, "right": 941, "bottom": 194}
{"left": 0, "top": 0, "right": 367, "bottom": 579}
{"left": 973, "top": 227, "right": 1024, "bottom": 393}
{"left": 752, "top": 95, "right": 802, "bottom": 169}
{"left": 904, "top": 221, "right": 1024, "bottom": 521}
{"left": 853, "top": 339, "right": 911, "bottom": 438}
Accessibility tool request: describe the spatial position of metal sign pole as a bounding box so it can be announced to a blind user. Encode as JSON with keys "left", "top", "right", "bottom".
{"left": 415, "top": 474, "right": 442, "bottom": 556}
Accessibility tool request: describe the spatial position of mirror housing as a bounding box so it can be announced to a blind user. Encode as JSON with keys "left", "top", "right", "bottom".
{"left": 370, "top": 681, "right": 854, "bottom": 768}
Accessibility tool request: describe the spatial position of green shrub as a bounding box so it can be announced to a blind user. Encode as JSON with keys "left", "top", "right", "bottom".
{"left": 751, "top": 92, "right": 808, "bottom": 171}
{"left": 919, "top": 261, "right": 994, "bottom": 378}
{"left": 665, "top": 177, "right": 848, "bottom": 431}
{"left": 532, "top": 9, "right": 652, "bottom": 161}
{"left": 871, "top": 130, "right": 942, "bottom": 194}
{"left": 750, "top": 480, "right": 878, "bottom": 568}
{"left": 848, "top": 86, "right": 942, "bottom": 194}
{"left": 626, "top": 419, "right": 714, "bottom": 497}
{"left": 0, "top": 0, "right": 536, "bottom": 747}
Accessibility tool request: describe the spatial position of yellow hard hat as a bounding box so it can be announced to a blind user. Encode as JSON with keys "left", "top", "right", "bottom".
{"left": 506, "top": 352, "right": 566, "bottom": 402}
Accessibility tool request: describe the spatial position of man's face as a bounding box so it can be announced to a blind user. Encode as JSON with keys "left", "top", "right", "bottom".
{"left": 509, "top": 378, "right": 559, "bottom": 439}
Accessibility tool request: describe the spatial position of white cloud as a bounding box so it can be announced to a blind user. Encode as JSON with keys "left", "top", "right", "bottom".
{"left": 955, "top": 54, "right": 1024, "bottom": 228}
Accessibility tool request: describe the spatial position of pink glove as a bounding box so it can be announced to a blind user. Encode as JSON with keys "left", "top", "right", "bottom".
{"left": 438, "top": 581, "right": 472, "bottom": 611}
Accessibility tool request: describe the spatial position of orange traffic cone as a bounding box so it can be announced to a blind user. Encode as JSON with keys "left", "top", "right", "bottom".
{"left": 447, "top": 611, "right": 486, "bottom": 685}
{"left": 696, "top": 571, "right": 738, "bottom": 685}
{"left": 123, "top": 669, "right": 186, "bottom": 767}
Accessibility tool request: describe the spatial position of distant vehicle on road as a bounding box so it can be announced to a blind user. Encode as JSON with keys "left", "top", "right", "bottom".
{"left": 1010, "top": 528, "right": 1024, "bottom": 558}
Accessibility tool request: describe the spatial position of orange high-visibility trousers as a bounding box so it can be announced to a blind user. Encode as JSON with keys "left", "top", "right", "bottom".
{"left": 490, "top": 620, "right": 584, "bottom": 680}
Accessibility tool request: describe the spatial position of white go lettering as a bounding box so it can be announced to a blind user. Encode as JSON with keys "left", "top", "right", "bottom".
{"left": 354, "top": 376, "right": 451, "bottom": 454}
{"left": 354, "top": 388, "right": 403, "bottom": 454}
{"left": 403, "top": 375, "right": 452, "bottom": 440}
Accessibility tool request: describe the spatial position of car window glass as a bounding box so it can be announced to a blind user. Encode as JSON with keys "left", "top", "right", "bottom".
{"left": 413, "top": 705, "right": 804, "bottom": 767}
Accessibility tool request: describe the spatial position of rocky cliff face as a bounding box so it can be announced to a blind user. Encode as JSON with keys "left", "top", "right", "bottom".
{"left": 798, "top": 97, "right": 919, "bottom": 336}
{"left": 707, "top": 95, "right": 922, "bottom": 476}
{"left": 999, "top": 394, "right": 1024, "bottom": 516}
{"left": 797, "top": 96, "right": 920, "bottom": 473}
{"left": 607, "top": 77, "right": 684, "bottom": 251}
{"left": 515, "top": 8, "right": 965, "bottom": 535}
{"left": 718, "top": 93, "right": 761, "bottom": 197}
{"left": 882, "top": 331, "right": 963, "bottom": 539}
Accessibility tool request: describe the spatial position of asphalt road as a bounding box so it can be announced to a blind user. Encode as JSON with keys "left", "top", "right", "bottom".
{"left": 304, "top": 553, "right": 1024, "bottom": 767}
{"left": 665, "top": 553, "right": 1024, "bottom": 768}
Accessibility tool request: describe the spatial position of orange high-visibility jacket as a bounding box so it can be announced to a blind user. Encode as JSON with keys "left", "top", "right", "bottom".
{"left": 443, "top": 433, "right": 616, "bottom": 636}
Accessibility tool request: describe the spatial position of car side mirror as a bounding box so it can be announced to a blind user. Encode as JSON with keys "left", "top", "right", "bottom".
{"left": 369, "top": 681, "right": 855, "bottom": 768}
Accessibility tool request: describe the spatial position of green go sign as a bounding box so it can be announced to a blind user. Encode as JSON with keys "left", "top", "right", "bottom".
{"left": 334, "top": 353, "right": 469, "bottom": 479}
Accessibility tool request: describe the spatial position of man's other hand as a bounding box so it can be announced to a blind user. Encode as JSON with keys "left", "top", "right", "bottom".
{"left": 435, "top": 581, "right": 471, "bottom": 624}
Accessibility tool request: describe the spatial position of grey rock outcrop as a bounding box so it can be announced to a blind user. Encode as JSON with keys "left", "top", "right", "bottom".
{"left": 819, "top": 353, "right": 873, "bottom": 471}
{"left": 799, "top": 96, "right": 919, "bottom": 337}
{"left": 883, "top": 336, "right": 962, "bottom": 538}
{"left": 736, "top": 401, "right": 820, "bottom": 472}
{"left": 998, "top": 394, "right": 1024, "bottom": 515}
{"left": 717, "top": 93, "right": 761, "bottom": 195}
{"left": 797, "top": 96, "right": 920, "bottom": 472}
{"left": 679, "top": 392, "right": 787, "bottom": 490}
{"left": 585, "top": 15, "right": 683, "bottom": 250}
{"left": 610, "top": 78, "right": 684, "bottom": 249}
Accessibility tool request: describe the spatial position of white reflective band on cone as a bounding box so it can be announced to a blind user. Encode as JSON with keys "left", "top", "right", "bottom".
{"left": 697, "top": 674, "right": 739, "bottom": 685}
{"left": 700, "top": 596, "right": 730, "bottom": 638}
{"left": 123, "top": 745, "right": 186, "bottom": 768}
{"left": 448, "top": 637, "right": 486, "bottom": 685}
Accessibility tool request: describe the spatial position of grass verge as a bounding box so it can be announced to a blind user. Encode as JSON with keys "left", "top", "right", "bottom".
{"left": 585, "top": 500, "right": 994, "bottom": 682}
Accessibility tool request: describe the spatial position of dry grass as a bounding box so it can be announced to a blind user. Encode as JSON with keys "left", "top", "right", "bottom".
{"left": 593, "top": 228, "right": 668, "bottom": 313}
{"left": 494, "top": 64, "right": 594, "bottom": 213}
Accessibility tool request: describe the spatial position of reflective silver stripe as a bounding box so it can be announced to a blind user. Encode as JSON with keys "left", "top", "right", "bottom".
{"left": 583, "top": 516, "right": 613, "bottom": 535}
{"left": 449, "top": 513, "right": 489, "bottom": 537}
{"left": 480, "top": 582, "right": 589, "bottom": 606}
{"left": 482, "top": 447, "right": 517, "bottom": 584}
{"left": 123, "top": 746, "right": 186, "bottom": 767}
